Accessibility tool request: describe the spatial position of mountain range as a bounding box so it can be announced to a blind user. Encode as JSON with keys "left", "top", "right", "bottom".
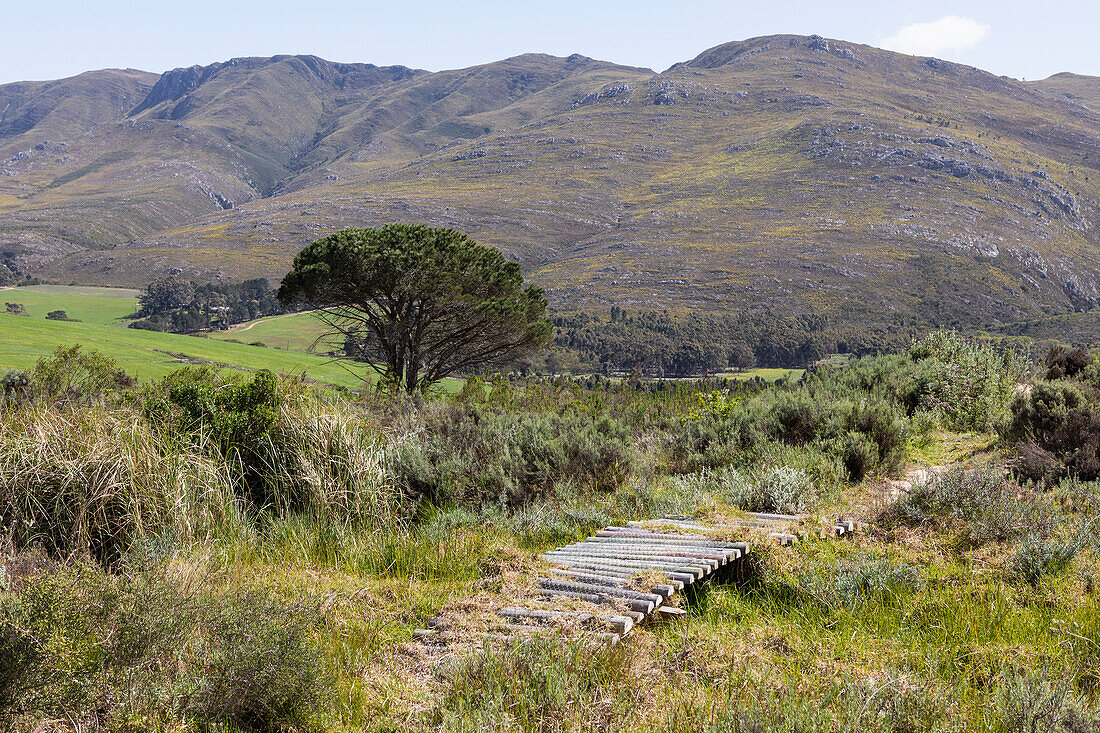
{"left": 3, "top": 35, "right": 1100, "bottom": 331}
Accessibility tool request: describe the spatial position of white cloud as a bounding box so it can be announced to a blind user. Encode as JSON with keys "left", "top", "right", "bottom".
{"left": 879, "top": 15, "right": 989, "bottom": 58}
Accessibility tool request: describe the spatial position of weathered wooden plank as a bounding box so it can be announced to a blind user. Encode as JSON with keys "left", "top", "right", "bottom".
{"left": 542, "top": 557, "right": 695, "bottom": 586}
{"left": 600, "top": 530, "right": 751, "bottom": 558}
{"left": 598, "top": 527, "right": 709, "bottom": 539}
{"left": 748, "top": 512, "right": 804, "bottom": 523}
{"left": 569, "top": 540, "right": 733, "bottom": 560}
{"left": 545, "top": 548, "right": 717, "bottom": 572}
{"left": 493, "top": 621, "right": 553, "bottom": 636}
{"left": 599, "top": 525, "right": 744, "bottom": 540}
{"left": 538, "top": 588, "right": 603, "bottom": 604}
{"left": 580, "top": 542, "right": 738, "bottom": 564}
{"left": 539, "top": 578, "right": 662, "bottom": 604}
{"left": 627, "top": 519, "right": 711, "bottom": 531}
{"left": 497, "top": 608, "right": 596, "bottom": 622}
{"left": 573, "top": 542, "right": 733, "bottom": 566}
{"left": 538, "top": 579, "right": 659, "bottom": 614}
{"left": 551, "top": 569, "right": 677, "bottom": 598}
{"left": 585, "top": 534, "right": 737, "bottom": 549}
{"left": 544, "top": 550, "right": 707, "bottom": 573}
{"left": 552, "top": 565, "right": 639, "bottom": 579}
{"left": 616, "top": 528, "right": 753, "bottom": 555}
{"left": 496, "top": 608, "right": 634, "bottom": 635}
{"left": 552, "top": 564, "right": 686, "bottom": 591}
{"left": 544, "top": 548, "right": 717, "bottom": 573}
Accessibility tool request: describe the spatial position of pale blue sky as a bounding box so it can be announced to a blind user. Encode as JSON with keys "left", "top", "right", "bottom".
{"left": 1, "top": 0, "right": 1098, "bottom": 85}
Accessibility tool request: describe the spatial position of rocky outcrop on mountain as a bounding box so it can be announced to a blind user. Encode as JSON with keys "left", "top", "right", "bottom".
{"left": 130, "top": 65, "right": 209, "bottom": 115}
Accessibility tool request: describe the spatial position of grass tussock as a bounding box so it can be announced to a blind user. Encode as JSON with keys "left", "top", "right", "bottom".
{"left": 0, "top": 404, "right": 236, "bottom": 566}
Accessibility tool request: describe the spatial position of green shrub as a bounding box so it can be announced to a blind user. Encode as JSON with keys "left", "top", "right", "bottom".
{"left": 32, "top": 345, "right": 136, "bottom": 405}
{"left": 840, "top": 400, "right": 906, "bottom": 476}
{"left": 751, "top": 441, "right": 845, "bottom": 502}
{"left": 144, "top": 367, "right": 397, "bottom": 522}
{"left": 882, "top": 465, "right": 1053, "bottom": 544}
{"left": 1009, "top": 534, "right": 1084, "bottom": 587}
{"left": 145, "top": 368, "right": 285, "bottom": 507}
{"left": 905, "top": 331, "right": 1026, "bottom": 431}
{"left": 1006, "top": 381, "right": 1100, "bottom": 483}
{"left": 161, "top": 368, "right": 281, "bottom": 454}
{"left": 668, "top": 409, "right": 762, "bottom": 472}
{"left": 674, "top": 385, "right": 904, "bottom": 484}
{"left": 771, "top": 391, "right": 824, "bottom": 444}
{"left": 667, "top": 465, "right": 753, "bottom": 508}
{"left": 185, "top": 589, "right": 330, "bottom": 731}
{"left": 0, "top": 370, "right": 31, "bottom": 404}
{"left": 0, "top": 563, "right": 330, "bottom": 731}
{"left": 993, "top": 669, "right": 1099, "bottom": 732}
{"left": 751, "top": 465, "right": 813, "bottom": 514}
{"left": 841, "top": 431, "right": 879, "bottom": 482}
{"left": 391, "top": 404, "right": 634, "bottom": 507}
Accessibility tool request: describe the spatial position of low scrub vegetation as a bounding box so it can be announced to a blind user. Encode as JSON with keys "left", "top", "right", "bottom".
{"left": 0, "top": 563, "right": 330, "bottom": 731}
{"left": 1004, "top": 346, "right": 1100, "bottom": 484}
{"left": 1, "top": 332, "right": 1097, "bottom": 731}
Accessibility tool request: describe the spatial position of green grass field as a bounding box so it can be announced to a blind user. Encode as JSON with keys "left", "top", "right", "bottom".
{"left": 0, "top": 314, "right": 376, "bottom": 389}
{"left": 0, "top": 285, "right": 139, "bottom": 324}
{"left": 0, "top": 287, "right": 461, "bottom": 393}
{"left": 208, "top": 311, "right": 336, "bottom": 352}
{"left": 719, "top": 367, "right": 805, "bottom": 382}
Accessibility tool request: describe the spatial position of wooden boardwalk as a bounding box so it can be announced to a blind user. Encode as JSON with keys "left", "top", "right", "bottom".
{"left": 414, "top": 512, "right": 856, "bottom": 646}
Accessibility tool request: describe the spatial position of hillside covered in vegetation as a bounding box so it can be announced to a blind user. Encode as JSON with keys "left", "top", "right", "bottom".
{"left": 3, "top": 35, "right": 1100, "bottom": 334}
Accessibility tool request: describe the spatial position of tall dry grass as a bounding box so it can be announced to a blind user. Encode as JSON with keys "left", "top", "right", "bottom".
{"left": 263, "top": 396, "right": 398, "bottom": 524}
{"left": 0, "top": 404, "right": 238, "bottom": 565}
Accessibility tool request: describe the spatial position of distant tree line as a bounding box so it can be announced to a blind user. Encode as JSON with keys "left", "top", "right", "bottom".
{"left": 130, "top": 277, "right": 287, "bottom": 333}
{"left": 130, "top": 275, "right": 919, "bottom": 374}
{"left": 546, "top": 308, "right": 920, "bottom": 375}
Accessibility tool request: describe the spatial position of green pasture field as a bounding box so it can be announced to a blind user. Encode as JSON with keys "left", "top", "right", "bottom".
{"left": 0, "top": 313, "right": 458, "bottom": 392}
{"left": 0, "top": 287, "right": 463, "bottom": 393}
{"left": 208, "top": 311, "right": 337, "bottom": 353}
{"left": 0, "top": 285, "right": 140, "bottom": 324}
{"left": 719, "top": 367, "right": 805, "bottom": 382}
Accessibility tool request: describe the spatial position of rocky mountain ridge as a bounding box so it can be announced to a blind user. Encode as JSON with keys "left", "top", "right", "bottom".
{"left": 3, "top": 35, "right": 1100, "bottom": 330}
